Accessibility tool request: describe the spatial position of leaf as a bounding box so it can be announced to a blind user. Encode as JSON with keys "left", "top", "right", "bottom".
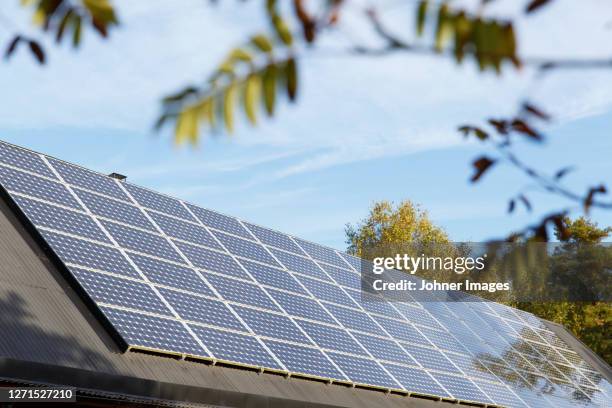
{"left": 511, "top": 119, "right": 542, "bottom": 141}
{"left": 458, "top": 125, "right": 488, "bottom": 140}
{"left": 488, "top": 119, "right": 509, "bottom": 135}
{"left": 285, "top": 57, "right": 298, "bottom": 101}
{"left": 518, "top": 194, "right": 532, "bottom": 212}
{"left": 434, "top": 3, "right": 451, "bottom": 52}
{"left": 522, "top": 102, "right": 550, "bottom": 121}
{"left": 56, "top": 9, "right": 74, "bottom": 43}
{"left": 584, "top": 185, "right": 607, "bottom": 214}
{"left": 554, "top": 166, "right": 574, "bottom": 180}
{"left": 508, "top": 199, "right": 515, "bottom": 214}
{"left": 4, "top": 36, "right": 22, "bottom": 60}
{"left": 251, "top": 34, "right": 273, "bottom": 54}
{"left": 162, "top": 86, "right": 198, "bottom": 105}
{"left": 262, "top": 63, "right": 277, "bottom": 116}
{"left": 272, "top": 15, "right": 293, "bottom": 46}
{"left": 453, "top": 11, "right": 471, "bottom": 64}
{"left": 228, "top": 48, "right": 253, "bottom": 64}
{"left": 223, "top": 81, "right": 238, "bottom": 133}
{"left": 28, "top": 40, "right": 45, "bottom": 64}
{"left": 502, "top": 23, "right": 520, "bottom": 68}
{"left": 175, "top": 106, "right": 199, "bottom": 146}
{"left": 525, "top": 0, "right": 553, "bottom": 14}
{"left": 244, "top": 74, "right": 261, "bottom": 125}
{"left": 470, "top": 156, "right": 496, "bottom": 182}
{"left": 416, "top": 0, "right": 428, "bottom": 36}
{"left": 293, "top": 0, "right": 316, "bottom": 43}
{"left": 72, "top": 15, "right": 82, "bottom": 47}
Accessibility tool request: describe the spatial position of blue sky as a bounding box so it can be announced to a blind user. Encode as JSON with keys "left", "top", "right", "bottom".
{"left": 1, "top": 0, "right": 611, "bottom": 249}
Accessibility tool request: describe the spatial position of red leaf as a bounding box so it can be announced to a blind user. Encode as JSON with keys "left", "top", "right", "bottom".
{"left": 4, "top": 35, "right": 22, "bottom": 59}
{"left": 525, "top": 0, "right": 553, "bottom": 14}
{"left": 522, "top": 102, "right": 550, "bottom": 121}
{"left": 470, "top": 157, "right": 496, "bottom": 182}
{"left": 28, "top": 40, "right": 45, "bottom": 64}
{"left": 511, "top": 119, "right": 543, "bottom": 141}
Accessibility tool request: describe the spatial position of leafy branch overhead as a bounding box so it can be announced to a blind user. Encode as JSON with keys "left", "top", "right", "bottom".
{"left": 5, "top": 0, "right": 119, "bottom": 64}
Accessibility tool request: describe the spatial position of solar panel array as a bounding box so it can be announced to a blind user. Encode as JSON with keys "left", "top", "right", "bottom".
{"left": 0, "top": 140, "right": 609, "bottom": 408}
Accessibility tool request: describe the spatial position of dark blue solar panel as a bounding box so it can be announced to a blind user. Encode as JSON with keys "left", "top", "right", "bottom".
{"left": 327, "top": 353, "right": 400, "bottom": 389}
{"left": 402, "top": 344, "right": 461, "bottom": 374}
{"left": 71, "top": 267, "right": 171, "bottom": 315}
{"left": 13, "top": 196, "right": 110, "bottom": 243}
{"left": 295, "top": 320, "right": 367, "bottom": 355}
{"left": 352, "top": 332, "right": 416, "bottom": 365}
{"left": 267, "top": 289, "right": 335, "bottom": 324}
{"left": 418, "top": 327, "right": 469, "bottom": 353}
{"left": 474, "top": 381, "right": 527, "bottom": 408}
{"left": 383, "top": 363, "right": 451, "bottom": 398}
{"left": 159, "top": 288, "right": 245, "bottom": 331}
{"left": 128, "top": 253, "right": 214, "bottom": 296}
{"left": 124, "top": 183, "right": 195, "bottom": 221}
{"left": 263, "top": 340, "right": 346, "bottom": 380}
{"left": 40, "top": 230, "right": 140, "bottom": 279}
{"left": 431, "top": 373, "right": 493, "bottom": 403}
{"left": 394, "top": 303, "right": 443, "bottom": 330}
{"left": 293, "top": 238, "right": 349, "bottom": 269}
{"left": 213, "top": 231, "right": 280, "bottom": 267}
{"left": 239, "top": 259, "right": 307, "bottom": 294}
{"left": 147, "top": 210, "right": 222, "bottom": 250}
{"left": 0, "top": 142, "right": 55, "bottom": 178}
{"left": 338, "top": 253, "right": 363, "bottom": 272}
{"left": 101, "top": 306, "right": 207, "bottom": 356}
{"left": 323, "top": 304, "right": 382, "bottom": 335}
{"left": 173, "top": 241, "right": 250, "bottom": 280}
{"left": 75, "top": 188, "right": 156, "bottom": 231}
{"left": 205, "top": 273, "right": 279, "bottom": 311}
{"left": 269, "top": 248, "right": 330, "bottom": 281}
{"left": 317, "top": 262, "right": 361, "bottom": 289}
{"left": 48, "top": 158, "right": 129, "bottom": 201}
{"left": 102, "top": 220, "right": 183, "bottom": 263}
{"left": 233, "top": 306, "right": 311, "bottom": 344}
{"left": 373, "top": 316, "right": 431, "bottom": 345}
{"left": 243, "top": 222, "right": 305, "bottom": 254}
{"left": 295, "top": 275, "right": 358, "bottom": 308}
{"left": 0, "top": 166, "right": 82, "bottom": 210}
{"left": 185, "top": 204, "right": 252, "bottom": 238}
{"left": 191, "top": 325, "right": 281, "bottom": 369}
{"left": 348, "top": 291, "right": 405, "bottom": 320}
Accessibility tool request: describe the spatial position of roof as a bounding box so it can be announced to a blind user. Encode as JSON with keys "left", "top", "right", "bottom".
{"left": 0, "top": 188, "right": 460, "bottom": 408}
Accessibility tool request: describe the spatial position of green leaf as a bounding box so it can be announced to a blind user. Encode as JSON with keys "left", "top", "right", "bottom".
{"left": 223, "top": 81, "right": 237, "bottom": 133}
{"left": 453, "top": 11, "right": 471, "bottom": 64}
{"left": 244, "top": 74, "right": 260, "bottom": 125}
{"left": 262, "top": 64, "right": 277, "bottom": 116}
{"left": 72, "top": 14, "right": 82, "bottom": 47}
{"left": 416, "top": 0, "right": 428, "bottom": 36}
{"left": 56, "top": 9, "right": 74, "bottom": 43}
{"left": 251, "top": 34, "right": 273, "bottom": 54}
{"left": 284, "top": 57, "right": 298, "bottom": 101}
{"left": 272, "top": 15, "right": 293, "bottom": 46}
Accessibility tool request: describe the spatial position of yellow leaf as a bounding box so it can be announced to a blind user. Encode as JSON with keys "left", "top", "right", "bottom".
{"left": 272, "top": 15, "right": 293, "bottom": 46}
{"left": 434, "top": 3, "right": 452, "bottom": 52}
{"left": 175, "top": 106, "right": 199, "bottom": 146}
{"left": 72, "top": 15, "right": 82, "bottom": 47}
{"left": 416, "top": 0, "right": 428, "bottom": 36}
{"left": 244, "top": 74, "right": 261, "bottom": 125}
{"left": 223, "top": 82, "right": 237, "bottom": 133}
{"left": 262, "top": 64, "right": 276, "bottom": 116}
{"left": 251, "top": 34, "right": 273, "bottom": 53}
{"left": 32, "top": 8, "right": 46, "bottom": 26}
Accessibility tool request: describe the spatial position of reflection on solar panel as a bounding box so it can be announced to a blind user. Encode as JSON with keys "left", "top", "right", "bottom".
{"left": 0, "top": 140, "right": 608, "bottom": 407}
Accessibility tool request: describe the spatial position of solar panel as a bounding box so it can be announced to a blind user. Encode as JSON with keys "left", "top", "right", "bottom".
{"left": 1, "top": 140, "right": 609, "bottom": 407}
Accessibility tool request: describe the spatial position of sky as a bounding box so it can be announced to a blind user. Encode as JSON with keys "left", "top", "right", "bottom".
{"left": 0, "top": 0, "right": 611, "bottom": 249}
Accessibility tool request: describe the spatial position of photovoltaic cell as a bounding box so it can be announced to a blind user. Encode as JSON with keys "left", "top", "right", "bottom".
{"left": 267, "top": 289, "right": 335, "bottom": 324}
{"left": 317, "top": 262, "right": 361, "bottom": 289}
{"left": 418, "top": 326, "right": 468, "bottom": 354}
{"left": 263, "top": 340, "right": 345, "bottom": 380}
{"left": 295, "top": 275, "right": 358, "bottom": 308}
{"left": 190, "top": 325, "right": 281, "bottom": 369}
{"left": 239, "top": 259, "right": 306, "bottom": 295}
{"left": 431, "top": 373, "right": 493, "bottom": 403}
{"left": 124, "top": 183, "right": 195, "bottom": 222}
{"left": 394, "top": 303, "right": 443, "bottom": 330}
{"left": 0, "top": 143, "right": 55, "bottom": 178}
{"left": 443, "top": 352, "right": 499, "bottom": 382}
{"left": 243, "top": 222, "right": 305, "bottom": 254}
{"left": 13, "top": 196, "right": 110, "bottom": 243}
{"left": 475, "top": 381, "right": 527, "bottom": 408}
{"left": 48, "top": 158, "right": 129, "bottom": 201}
{"left": 0, "top": 166, "right": 82, "bottom": 210}
{"left": 293, "top": 238, "right": 349, "bottom": 269}
{"left": 40, "top": 230, "right": 140, "bottom": 279}
{"left": 71, "top": 267, "right": 170, "bottom": 315}
{"left": 159, "top": 288, "right": 245, "bottom": 331}
{"left": 383, "top": 363, "right": 451, "bottom": 398}
{"left": 101, "top": 306, "right": 206, "bottom": 356}
{"left": 128, "top": 253, "right": 214, "bottom": 296}
{"left": 213, "top": 231, "right": 280, "bottom": 267}
{"left": 323, "top": 304, "right": 382, "bottom": 335}
{"left": 173, "top": 241, "right": 250, "bottom": 280}
{"left": 402, "top": 344, "right": 461, "bottom": 374}
{"left": 352, "top": 332, "right": 416, "bottom": 365}
{"left": 348, "top": 291, "right": 405, "bottom": 320}
{"left": 101, "top": 220, "right": 183, "bottom": 263}
{"left": 296, "top": 320, "right": 367, "bottom": 355}
{"left": 269, "top": 248, "right": 331, "bottom": 281}
{"left": 205, "top": 273, "right": 279, "bottom": 312}
{"left": 233, "top": 306, "right": 311, "bottom": 344}
{"left": 75, "top": 188, "right": 156, "bottom": 231}
{"left": 147, "top": 210, "right": 221, "bottom": 250}
{"left": 327, "top": 352, "right": 400, "bottom": 389}
{"left": 185, "top": 204, "right": 251, "bottom": 238}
